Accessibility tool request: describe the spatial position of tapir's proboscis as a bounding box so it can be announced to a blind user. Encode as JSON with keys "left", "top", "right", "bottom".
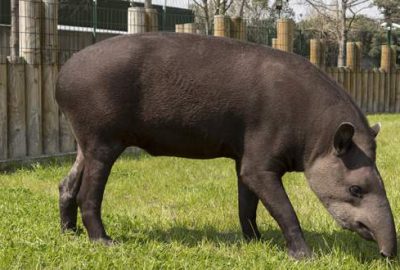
{"left": 56, "top": 33, "right": 397, "bottom": 259}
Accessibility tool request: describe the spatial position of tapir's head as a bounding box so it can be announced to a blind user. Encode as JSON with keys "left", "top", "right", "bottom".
{"left": 306, "top": 122, "right": 397, "bottom": 258}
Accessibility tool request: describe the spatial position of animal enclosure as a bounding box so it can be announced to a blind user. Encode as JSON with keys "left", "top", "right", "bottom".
{"left": 0, "top": 0, "right": 399, "bottom": 164}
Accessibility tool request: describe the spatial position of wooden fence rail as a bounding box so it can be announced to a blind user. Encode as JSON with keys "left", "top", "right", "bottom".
{"left": 0, "top": 61, "right": 75, "bottom": 162}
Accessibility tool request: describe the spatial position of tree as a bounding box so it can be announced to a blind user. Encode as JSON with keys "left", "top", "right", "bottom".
{"left": 302, "top": 0, "right": 373, "bottom": 66}
{"left": 374, "top": 0, "right": 400, "bottom": 23}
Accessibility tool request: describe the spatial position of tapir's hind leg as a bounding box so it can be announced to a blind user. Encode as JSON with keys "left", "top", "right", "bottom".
{"left": 76, "top": 142, "right": 125, "bottom": 243}
{"left": 236, "top": 161, "right": 261, "bottom": 240}
{"left": 59, "top": 145, "right": 85, "bottom": 232}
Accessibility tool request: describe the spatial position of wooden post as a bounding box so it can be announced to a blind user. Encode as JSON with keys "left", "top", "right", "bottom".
{"left": 346, "top": 42, "right": 356, "bottom": 70}
{"left": 128, "top": 7, "right": 146, "bottom": 34}
{"left": 42, "top": 64, "right": 59, "bottom": 154}
{"left": 310, "top": 39, "right": 321, "bottom": 67}
{"left": 0, "top": 63, "right": 7, "bottom": 159}
{"left": 391, "top": 45, "right": 397, "bottom": 72}
{"left": 396, "top": 70, "right": 400, "bottom": 113}
{"left": 145, "top": 8, "right": 158, "bottom": 32}
{"left": 183, "top": 23, "right": 196, "bottom": 33}
{"left": 214, "top": 15, "right": 230, "bottom": 37}
{"left": 26, "top": 64, "right": 42, "bottom": 156}
{"left": 8, "top": 63, "right": 27, "bottom": 158}
{"left": 59, "top": 110, "right": 75, "bottom": 153}
{"left": 19, "top": 0, "right": 42, "bottom": 64}
{"left": 9, "top": 0, "right": 20, "bottom": 62}
{"left": 380, "top": 45, "right": 392, "bottom": 72}
{"left": 276, "top": 18, "right": 294, "bottom": 52}
{"left": 175, "top": 24, "right": 184, "bottom": 33}
{"left": 272, "top": 38, "right": 277, "bottom": 49}
{"left": 230, "top": 16, "right": 246, "bottom": 40}
{"left": 355, "top": 42, "right": 362, "bottom": 71}
{"left": 41, "top": 0, "right": 58, "bottom": 64}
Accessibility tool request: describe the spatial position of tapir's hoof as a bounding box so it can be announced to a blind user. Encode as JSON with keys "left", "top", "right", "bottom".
{"left": 288, "top": 247, "right": 313, "bottom": 260}
{"left": 92, "top": 236, "right": 115, "bottom": 246}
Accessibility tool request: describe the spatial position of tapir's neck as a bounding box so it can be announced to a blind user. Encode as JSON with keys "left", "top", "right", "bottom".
{"left": 301, "top": 100, "right": 369, "bottom": 172}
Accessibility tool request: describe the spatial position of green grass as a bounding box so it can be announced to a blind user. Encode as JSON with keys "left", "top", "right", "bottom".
{"left": 1, "top": 114, "right": 400, "bottom": 269}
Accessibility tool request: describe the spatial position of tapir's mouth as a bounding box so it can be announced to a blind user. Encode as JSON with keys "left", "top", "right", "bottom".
{"left": 356, "top": 222, "right": 375, "bottom": 241}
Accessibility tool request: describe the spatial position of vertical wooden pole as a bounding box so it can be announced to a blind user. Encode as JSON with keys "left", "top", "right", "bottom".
{"left": 214, "top": 15, "right": 230, "bottom": 37}
{"left": 42, "top": 0, "right": 58, "bottom": 64}
{"left": 272, "top": 38, "right": 277, "bottom": 49}
{"left": 145, "top": 8, "right": 158, "bottom": 32}
{"left": 59, "top": 110, "right": 75, "bottom": 153}
{"left": 184, "top": 23, "right": 196, "bottom": 33}
{"left": 0, "top": 62, "right": 7, "bottom": 159}
{"left": 230, "top": 17, "right": 246, "bottom": 40}
{"left": 380, "top": 45, "right": 391, "bottom": 72}
{"left": 42, "top": 63, "right": 59, "bottom": 154}
{"left": 10, "top": 0, "right": 20, "bottom": 62}
{"left": 346, "top": 42, "right": 356, "bottom": 70}
{"left": 367, "top": 69, "right": 373, "bottom": 113}
{"left": 355, "top": 42, "right": 362, "bottom": 71}
{"left": 396, "top": 70, "right": 400, "bottom": 113}
{"left": 8, "top": 63, "right": 27, "bottom": 158}
{"left": 128, "top": 7, "right": 146, "bottom": 34}
{"left": 19, "top": 0, "right": 42, "bottom": 65}
{"left": 310, "top": 39, "right": 320, "bottom": 67}
{"left": 373, "top": 70, "right": 379, "bottom": 113}
{"left": 25, "top": 64, "right": 42, "bottom": 156}
{"left": 175, "top": 24, "right": 184, "bottom": 33}
{"left": 276, "top": 18, "right": 294, "bottom": 52}
{"left": 379, "top": 70, "right": 385, "bottom": 112}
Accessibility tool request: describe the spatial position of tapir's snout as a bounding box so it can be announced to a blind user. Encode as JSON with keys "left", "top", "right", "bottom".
{"left": 352, "top": 196, "right": 397, "bottom": 258}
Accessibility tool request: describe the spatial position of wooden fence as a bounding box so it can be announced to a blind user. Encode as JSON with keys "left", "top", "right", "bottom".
{"left": 0, "top": 60, "right": 75, "bottom": 162}
{"left": 325, "top": 68, "right": 400, "bottom": 113}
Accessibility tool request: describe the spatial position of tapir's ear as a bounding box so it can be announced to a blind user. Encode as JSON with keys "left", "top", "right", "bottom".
{"left": 334, "top": 122, "right": 355, "bottom": 155}
{"left": 371, "top": 123, "right": 381, "bottom": 137}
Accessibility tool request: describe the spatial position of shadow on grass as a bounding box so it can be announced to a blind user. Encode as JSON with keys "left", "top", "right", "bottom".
{"left": 105, "top": 215, "right": 398, "bottom": 264}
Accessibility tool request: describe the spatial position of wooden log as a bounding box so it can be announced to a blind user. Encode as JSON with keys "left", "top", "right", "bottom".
{"left": 25, "top": 64, "right": 42, "bottom": 156}
{"left": 373, "top": 69, "right": 379, "bottom": 113}
{"left": 379, "top": 70, "right": 385, "bottom": 112}
{"left": 183, "top": 23, "right": 196, "bottom": 33}
{"left": 355, "top": 69, "right": 361, "bottom": 108}
{"left": 396, "top": 70, "right": 400, "bottom": 113}
{"left": 380, "top": 45, "right": 391, "bottom": 72}
{"left": 41, "top": 0, "right": 59, "bottom": 64}
{"left": 355, "top": 42, "right": 362, "bottom": 72}
{"left": 310, "top": 39, "right": 320, "bottom": 67}
{"left": 214, "top": 15, "right": 230, "bottom": 37}
{"left": 145, "top": 8, "right": 158, "bottom": 32}
{"left": 59, "top": 111, "right": 75, "bottom": 153}
{"left": 361, "top": 69, "right": 367, "bottom": 112}
{"left": 272, "top": 38, "right": 277, "bottom": 49}
{"left": 346, "top": 42, "right": 356, "bottom": 70}
{"left": 128, "top": 7, "right": 146, "bottom": 34}
{"left": 390, "top": 71, "right": 396, "bottom": 112}
{"left": 230, "top": 17, "right": 246, "bottom": 40}
{"left": 42, "top": 64, "right": 59, "bottom": 154}
{"left": 276, "top": 18, "right": 294, "bottom": 52}
{"left": 19, "top": 0, "right": 41, "bottom": 64}
{"left": 175, "top": 24, "right": 184, "bottom": 33}
{"left": 8, "top": 63, "right": 26, "bottom": 158}
{"left": 0, "top": 63, "right": 7, "bottom": 159}
{"left": 367, "top": 69, "right": 373, "bottom": 113}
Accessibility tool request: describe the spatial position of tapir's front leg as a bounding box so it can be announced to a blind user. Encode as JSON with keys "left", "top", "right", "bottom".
{"left": 240, "top": 169, "right": 311, "bottom": 260}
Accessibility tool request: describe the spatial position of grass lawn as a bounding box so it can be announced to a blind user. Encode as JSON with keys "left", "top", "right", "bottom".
{"left": 0, "top": 114, "right": 400, "bottom": 269}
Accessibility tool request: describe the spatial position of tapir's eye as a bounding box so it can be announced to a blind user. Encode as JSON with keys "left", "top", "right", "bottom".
{"left": 349, "top": 185, "right": 363, "bottom": 198}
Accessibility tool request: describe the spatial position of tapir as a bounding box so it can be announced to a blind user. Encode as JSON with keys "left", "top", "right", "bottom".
{"left": 56, "top": 32, "right": 397, "bottom": 259}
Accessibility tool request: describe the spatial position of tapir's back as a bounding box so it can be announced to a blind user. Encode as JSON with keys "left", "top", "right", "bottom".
{"left": 56, "top": 32, "right": 359, "bottom": 160}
